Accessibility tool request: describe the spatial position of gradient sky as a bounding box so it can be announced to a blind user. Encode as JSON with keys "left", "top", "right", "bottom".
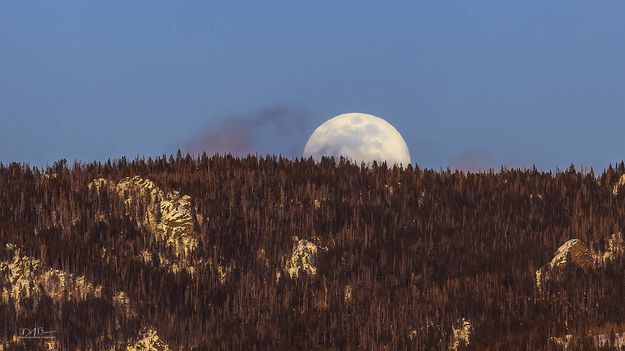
{"left": 1, "top": 1, "right": 624, "bottom": 170}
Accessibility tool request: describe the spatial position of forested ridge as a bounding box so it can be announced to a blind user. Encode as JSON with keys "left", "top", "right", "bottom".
{"left": 2, "top": 153, "right": 625, "bottom": 350}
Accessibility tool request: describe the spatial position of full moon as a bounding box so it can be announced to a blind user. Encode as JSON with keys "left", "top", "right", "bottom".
{"left": 303, "top": 113, "right": 411, "bottom": 166}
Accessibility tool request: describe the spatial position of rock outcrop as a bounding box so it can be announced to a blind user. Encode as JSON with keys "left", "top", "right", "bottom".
{"left": 0, "top": 243, "right": 102, "bottom": 314}
{"left": 612, "top": 174, "right": 625, "bottom": 195}
{"left": 88, "top": 176, "right": 206, "bottom": 274}
{"left": 313, "top": 199, "right": 321, "bottom": 209}
{"left": 125, "top": 326, "right": 170, "bottom": 351}
{"left": 536, "top": 234, "right": 625, "bottom": 290}
{"left": 603, "top": 232, "right": 625, "bottom": 262}
{"left": 535, "top": 239, "right": 595, "bottom": 290}
{"left": 284, "top": 236, "right": 326, "bottom": 279}
{"left": 550, "top": 331, "right": 625, "bottom": 350}
{"left": 449, "top": 318, "right": 472, "bottom": 350}
{"left": 344, "top": 284, "right": 353, "bottom": 303}
{"left": 90, "top": 176, "right": 202, "bottom": 257}
{"left": 113, "top": 291, "right": 135, "bottom": 318}
{"left": 0, "top": 244, "right": 140, "bottom": 349}
{"left": 548, "top": 239, "right": 595, "bottom": 271}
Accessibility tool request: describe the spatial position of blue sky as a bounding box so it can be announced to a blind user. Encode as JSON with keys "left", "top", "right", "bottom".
{"left": 1, "top": 1, "right": 624, "bottom": 170}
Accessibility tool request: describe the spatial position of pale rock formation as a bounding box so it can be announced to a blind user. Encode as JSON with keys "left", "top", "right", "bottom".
{"left": 217, "top": 264, "right": 232, "bottom": 285}
{"left": 3, "top": 338, "right": 59, "bottom": 351}
{"left": 603, "top": 232, "right": 625, "bottom": 262}
{"left": 275, "top": 271, "right": 282, "bottom": 283}
{"left": 285, "top": 236, "right": 326, "bottom": 279}
{"left": 612, "top": 174, "right": 625, "bottom": 195}
{"left": 536, "top": 235, "right": 625, "bottom": 290}
{"left": 0, "top": 244, "right": 43, "bottom": 313}
{"left": 1, "top": 244, "right": 134, "bottom": 346}
{"left": 529, "top": 193, "right": 544, "bottom": 200}
{"left": 140, "top": 249, "right": 153, "bottom": 265}
{"left": 535, "top": 239, "right": 595, "bottom": 290}
{"left": 88, "top": 177, "right": 113, "bottom": 193}
{"left": 125, "top": 326, "right": 170, "bottom": 351}
{"left": 535, "top": 269, "right": 544, "bottom": 291}
{"left": 113, "top": 291, "right": 135, "bottom": 318}
{"left": 88, "top": 176, "right": 205, "bottom": 274}
{"left": 313, "top": 199, "right": 321, "bottom": 209}
{"left": 550, "top": 331, "right": 625, "bottom": 350}
{"left": 43, "top": 172, "right": 58, "bottom": 179}
{"left": 449, "top": 318, "right": 472, "bottom": 350}
{"left": 114, "top": 178, "right": 202, "bottom": 257}
{"left": 548, "top": 239, "right": 595, "bottom": 271}
{"left": 549, "top": 335, "right": 574, "bottom": 349}
{"left": 0, "top": 244, "right": 102, "bottom": 314}
{"left": 148, "top": 251, "right": 211, "bottom": 276}
{"left": 44, "top": 339, "right": 57, "bottom": 351}
{"left": 40, "top": 269, "right": 103, "bottom": 301}
{"left": 542, "top": 235, "right": 625, "bottom": 346}
{"left": 156, "top": 191, "right": 199, "bottom": 258}
{"left": 344, "top": 284, "right": 353, "bottom": 303}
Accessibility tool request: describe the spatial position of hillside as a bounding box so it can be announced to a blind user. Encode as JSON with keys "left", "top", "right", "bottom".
{"left": 2, "top": 154, "right": 625, "bottom": 350}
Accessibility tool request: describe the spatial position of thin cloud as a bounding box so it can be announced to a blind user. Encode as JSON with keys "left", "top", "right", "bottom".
{"left": 186, "top": 105, "right": 310, "bottom": 158}
{"left": 450, "top": 150, "right": 496, "bottom": 172}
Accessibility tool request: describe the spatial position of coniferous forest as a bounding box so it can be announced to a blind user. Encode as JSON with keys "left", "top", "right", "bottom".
{"left": 3, "top": 153, "right": 625, "bottom": 350}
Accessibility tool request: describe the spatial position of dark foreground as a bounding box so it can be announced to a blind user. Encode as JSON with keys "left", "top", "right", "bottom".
{"left": 2, "top": 155, "right": 625, "bottom": 350}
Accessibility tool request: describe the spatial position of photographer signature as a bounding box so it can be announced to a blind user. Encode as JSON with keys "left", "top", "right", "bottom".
{"left": 18, "top": 327, "right": 56, "bottom": 339}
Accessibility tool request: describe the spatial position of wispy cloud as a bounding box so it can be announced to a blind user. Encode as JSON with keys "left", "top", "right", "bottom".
{"left": 450, "top": 150, "right": 496, "bottom": 172}
{"left": 186, "top": 105, "right": 310, "bottom": 158}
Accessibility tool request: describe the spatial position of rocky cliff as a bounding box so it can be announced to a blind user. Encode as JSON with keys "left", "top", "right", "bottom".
{"left": 123, "top": 326, "right": 170, "bottom": 351}
{"left": 535, "top": 234, "right": 625, "bottom": 290}
{"left": 449, "top": 318, "right": 472, "bottom": 351}
{"left": 0, "top": 243, "right": 147, "bottom": 350}
{"left": 550, "top": 330, "right": 625, "bottom": 350}
{"left": 284, "top": 236, "right": 327, "bottom": 279}
{"left": 0, "top": 243, "right": 103, "bottom": 314}
{"left": 88, "top": 176, "right": 207, "bottom": 275}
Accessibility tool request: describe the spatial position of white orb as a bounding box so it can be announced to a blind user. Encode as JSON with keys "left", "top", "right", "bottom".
{"left": 303, "top": 112, "right": 411, "bottom": 166}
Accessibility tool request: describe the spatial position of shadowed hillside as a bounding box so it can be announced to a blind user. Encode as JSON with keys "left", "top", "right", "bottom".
{"left": 2, "top": 154, "right": 625, "bottom": 350}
